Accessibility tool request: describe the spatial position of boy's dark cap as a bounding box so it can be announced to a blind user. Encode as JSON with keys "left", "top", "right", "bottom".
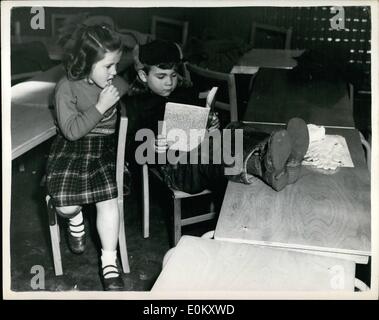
{"left": 139, "top": 40, "right": 182, "bottom": 65}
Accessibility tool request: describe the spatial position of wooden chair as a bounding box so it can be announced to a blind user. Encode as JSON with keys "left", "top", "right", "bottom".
{"left": 348, "top": 83, "right": 371, "bottom": 172}
{"left": 83, "top": 15, "right": 115, "bottom": 29}
{"left": 142, "top": 165, "right": 216, "bottom": 246}
{"left": 247, "top": 23, "right": 293, "bottom": 96}
{"left": 46, "top": 106, "right": 130, "bottom": 276}
{"left": 359, "top": 132, "right": 371, "bottom": 172}
{"left": 141, "top": 89, "right": 220, "bottom": 246}
{"left": 151, "top": 15, "right": 189, "bottom": 48}
{"left": 250, "top": 22, "right": 293, "bottom": 50}
{"left": 117, "top": 28, "right": 154, "bottom": 48}
{"left": 186, "top": 63, "right": 239, "bottom": 123}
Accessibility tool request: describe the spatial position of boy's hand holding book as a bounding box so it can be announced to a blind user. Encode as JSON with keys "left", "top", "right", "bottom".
{"left": 207, "top": 111, "right": 220, "bottom": 132}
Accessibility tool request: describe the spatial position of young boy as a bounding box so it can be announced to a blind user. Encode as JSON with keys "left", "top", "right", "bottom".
{"left": 123, "top": 40, "right": 309, "bottom": 195}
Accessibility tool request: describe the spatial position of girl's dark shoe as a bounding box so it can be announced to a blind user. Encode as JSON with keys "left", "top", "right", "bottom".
{"left": 286, "top": 118, "right": 309, "bottom": 184}
{"left": 101, "top": 265, "right": 124, "bottom": 291}
{"left": 67, "top": 222, "right": 86, "bottom": 254}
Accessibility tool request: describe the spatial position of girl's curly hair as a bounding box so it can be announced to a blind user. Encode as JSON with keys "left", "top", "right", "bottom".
{"left": 64, "top": 24, "right": 122, "bottom": 80}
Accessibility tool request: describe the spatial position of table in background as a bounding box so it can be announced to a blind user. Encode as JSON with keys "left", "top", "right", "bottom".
{"left": 151, "top": 235, "right": 355, "bottom": 291}
{"left": 231, "top": 48, "right": 304, "bottom": 75}
{"left": 214, "top": 124, "right": 371, "bottom": 265}
{"left": 230, "top": 49, "right": 304, "bottom": 119}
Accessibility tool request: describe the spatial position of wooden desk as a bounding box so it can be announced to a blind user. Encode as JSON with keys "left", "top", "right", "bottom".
{"left": 214, "top": 125, "right": 370, "bottom": 264}
{"left": 11, "top": 104, "right": 56, "bottom": 159}
{"left": 151, "top": 236, "right": 355, "bottom": 291}
{"left": 231, "top": 49, "right": 304, "bottom": 74}
{"left": 11, "top": 65, "right": 63, "bottom": 159}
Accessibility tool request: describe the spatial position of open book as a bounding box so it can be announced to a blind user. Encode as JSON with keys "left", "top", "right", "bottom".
{"left": 160, "top": 87, "right": 218, "bottom": 152}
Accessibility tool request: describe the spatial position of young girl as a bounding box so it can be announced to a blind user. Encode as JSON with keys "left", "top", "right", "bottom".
{"left": 46, "top": 25, "right": 128, "bottom": 291}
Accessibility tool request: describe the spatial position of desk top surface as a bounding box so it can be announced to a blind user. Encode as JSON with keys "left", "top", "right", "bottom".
{"left": 151, "top": 236, "right": 355, "bottom": 292}
{"left": 11, "top": 104, "right": 56, "bottom": 159}
{"left": 11, "top": 65, "right": 63, "bottom": 159}
{"left": 214, "top": 125, "right": 370, "bottom": 257}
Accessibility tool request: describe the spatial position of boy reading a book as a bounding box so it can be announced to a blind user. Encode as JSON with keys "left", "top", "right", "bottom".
{"left": 123, "top": 40, "right": 309, "bottom": 195}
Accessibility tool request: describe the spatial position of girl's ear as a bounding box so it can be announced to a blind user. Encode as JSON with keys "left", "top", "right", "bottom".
{"left": 137, "top": 70, "right": 147, "bottom": 83}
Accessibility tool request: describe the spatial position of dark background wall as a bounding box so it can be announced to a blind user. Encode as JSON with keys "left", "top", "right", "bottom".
{"left": 10, "top": 7, "right": 209, "bottom": 37}
{"left": 11, "top": 5, "right": 371, "bottom": 76}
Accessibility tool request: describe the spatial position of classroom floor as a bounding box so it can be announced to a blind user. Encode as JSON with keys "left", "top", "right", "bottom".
{"left": 9, "top": 140, "right": 216, "bottom": 292}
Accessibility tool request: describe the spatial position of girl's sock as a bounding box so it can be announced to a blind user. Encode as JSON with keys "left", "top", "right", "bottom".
{"left": 101, "top": 249, "right": 119, "bottom": 279}
{"left": 69, "top": 212, "right": 85, "bottom": 237}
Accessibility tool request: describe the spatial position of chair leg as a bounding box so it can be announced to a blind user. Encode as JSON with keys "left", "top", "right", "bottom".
{"left": 49, "top": 224, "right": 63, "bottom": 276}
{"left": 248, "top": 73, "right": 258, "bottom": 95}
{"left": 173, "top": 198, "right": 182, "bottom": 246}
{"left": 118, "top": 199, "right": 130, "bottom": 274}
{"left": 45, "top": 196, "right": 63, "bottom": 276}
{"left": 359, "top": 131, "right": 371, "bottom": 172}
{"left": 142, "top": 164, "right": 150, "bottom": 238}
{"left": 210, "top": 200, "right": 215, "bottom": 213}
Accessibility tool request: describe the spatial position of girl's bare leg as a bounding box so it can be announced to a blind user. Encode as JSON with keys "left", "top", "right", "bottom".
{"left": 96, "top": 198, "right": 119, "bottom": 251}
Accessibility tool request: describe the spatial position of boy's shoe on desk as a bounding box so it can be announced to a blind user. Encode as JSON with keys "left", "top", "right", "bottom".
{"left": 262, "top": 130, "right": 292, "bottom": 191}
{"left": 286, "top": 118, "right": 309, "bottom": 184}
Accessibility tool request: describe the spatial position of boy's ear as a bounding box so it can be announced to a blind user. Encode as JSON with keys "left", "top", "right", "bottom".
{"left": 137, "top": 70, "right": 147, "bottom": 83}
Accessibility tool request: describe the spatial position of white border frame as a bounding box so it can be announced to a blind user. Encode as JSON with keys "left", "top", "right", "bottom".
{"left": 2, "top": 0, "right": 378, "bottom": 300}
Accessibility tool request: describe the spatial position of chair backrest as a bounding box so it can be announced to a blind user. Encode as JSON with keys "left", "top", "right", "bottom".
{"left": 84, "top": 15, "right": 116, "bottom": 30}
{"left": 250, "top": 22, "right": 292, "bottom": 50}
{"left": 151, "top": 15, "right": 189, "bottom": 48}
{"left": 186, "top": 63, "right": 238, "bottom": 122}
{"left": 117, "top": 28, "right": 154, "bottom": 48}
{"left": 116, "top": 102, "right": 128, "bottom": 202}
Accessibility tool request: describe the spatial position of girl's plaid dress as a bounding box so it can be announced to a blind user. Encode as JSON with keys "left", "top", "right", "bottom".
{"left": 46, "top": 76, "right": 128, "bottom": 207}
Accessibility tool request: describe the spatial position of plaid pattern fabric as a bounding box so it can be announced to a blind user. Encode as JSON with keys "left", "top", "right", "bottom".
{"left": 46, "top": 134, "right": 118, "bottom": 207}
